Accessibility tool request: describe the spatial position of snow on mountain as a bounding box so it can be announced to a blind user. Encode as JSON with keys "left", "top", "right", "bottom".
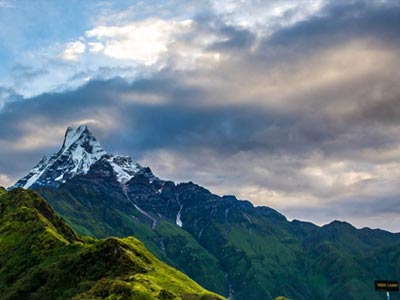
{"left": 10, "top": 125, "right": 151, "bottom": 189}
{"left": 105, "top": 155, "right": 141, "bottom": 184}
{"left": 18, "top": 156, "right": 49, "bottom": 189}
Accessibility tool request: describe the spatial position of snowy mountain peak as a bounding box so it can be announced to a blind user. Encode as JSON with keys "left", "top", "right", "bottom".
{"left": 10, "top": 125, "right": 154, "bottom": 190}
{"left": 60, "top": 125, "right": 105, "bottom": 156}
{"left": 62, "top": 125, "right": 90, "bottom": 150}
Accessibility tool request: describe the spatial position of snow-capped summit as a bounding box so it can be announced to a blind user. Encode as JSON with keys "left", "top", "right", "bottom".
{"left": 10, "top": 125, "right": 151, "bottom": 189}
{"left": 62, "top": 125, "right": 102, "bottom": 153}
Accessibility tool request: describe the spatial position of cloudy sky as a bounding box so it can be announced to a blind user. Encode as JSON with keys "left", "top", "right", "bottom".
{"left": 1, "top": 0, "right": 400, "bottom": 231}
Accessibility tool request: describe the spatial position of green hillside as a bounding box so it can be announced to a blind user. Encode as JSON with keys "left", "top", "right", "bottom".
{"left": 0, "top": 187, "right": 225, "bottom": 300}
{"left": 35, "top": 180, "right": 400, "bottom": 300}
{"left": 37, "top": 183, "right": 228, "bottom": 295}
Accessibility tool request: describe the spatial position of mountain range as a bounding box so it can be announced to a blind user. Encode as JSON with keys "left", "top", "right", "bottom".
{"left": 9, "top": 125, "right": 400, "bottom": 300}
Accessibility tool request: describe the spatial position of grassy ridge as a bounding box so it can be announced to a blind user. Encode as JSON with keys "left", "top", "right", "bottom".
{"left": 38, "top": 185, "right": 228, "bottom": 295}
{"left": 0, "top": 188, "right": 225, "bottom": 300}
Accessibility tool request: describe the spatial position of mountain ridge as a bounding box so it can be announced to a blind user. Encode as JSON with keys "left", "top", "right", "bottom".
{"left": 10, "top": 125, "right": 400, "bottom": 300}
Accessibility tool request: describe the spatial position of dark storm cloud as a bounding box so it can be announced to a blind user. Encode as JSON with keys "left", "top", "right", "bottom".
{"left": 354, "top": 96, "right": 400, "bottom": 125}
{"left": 208, "top": 24, "right": 256, "bottom": 52}
{"left": 0, "top": 75, "right": 335, "bottom": 171}
{"left": 267, "top": 0, "right": 400, "bottom": 49}
{"left": 0, "top": 73, "right": 365, "bottom": 167}
{"left": 0, "top": 79, "right": 115, "bottom": 127}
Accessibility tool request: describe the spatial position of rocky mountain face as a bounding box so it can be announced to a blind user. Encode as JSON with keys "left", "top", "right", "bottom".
{"left": 0, "top": 188, "right": 224, "bottom": 300}
{"left": 11, "top": 126, "right": 400, "bottom": 300}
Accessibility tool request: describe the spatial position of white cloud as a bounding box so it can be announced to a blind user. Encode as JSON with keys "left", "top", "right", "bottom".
{"left": 302, "top": 163, "right": 373, "bottom": 191}
{"left": 0, "top": 0, "right": 14, "bottom": 8}
{"left": 0, "top": 173, "right": 12, "bottom": 188}
{"left": 212, "top": 0, "right": 326, "bottom": 33}
{"left": 59, "top": 41, "right": 86, "bottom": 61}
{"left": 85, "top": 19, "right": 193, "bottom": 65}
{"left": 88, "top": 42, "right": 105, "bottom": 53}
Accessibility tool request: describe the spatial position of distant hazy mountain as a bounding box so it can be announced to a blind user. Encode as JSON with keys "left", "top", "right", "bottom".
{"left": 0, "top": 187, "right": 224, "bottom": 300}
{"left": 11, "top": 126, "right": 400, "bottom": 300}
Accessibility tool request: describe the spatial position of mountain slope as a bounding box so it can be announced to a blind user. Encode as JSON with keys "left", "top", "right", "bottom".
{"left": 12, "top": 126, "right": 400, "bottom": 300}
{"left": 0, "top": 188, "right": 225, "bottom": 300}
{"left": 36, "top": 178, "right": 400, "bottom": 300}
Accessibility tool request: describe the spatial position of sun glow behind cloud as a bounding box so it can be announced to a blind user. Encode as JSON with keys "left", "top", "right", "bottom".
{"left": 59, "top": 41, "right": 86, "bottom": 61}
{"left": 58, "top": 19, "right": 196, "bottom": 66}
{"left": 85, "top": 19, "right": 189, "bottom": 65}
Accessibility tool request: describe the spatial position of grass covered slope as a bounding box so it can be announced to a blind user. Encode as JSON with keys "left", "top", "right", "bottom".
{"left": 36, "top": 181, "right": 400, "bottom": 300}
{"left": 37, "top": 184, "right": 228, "bottom": 296}
{"left": 0, "top": 188, "right": 225, "bottom": 300}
